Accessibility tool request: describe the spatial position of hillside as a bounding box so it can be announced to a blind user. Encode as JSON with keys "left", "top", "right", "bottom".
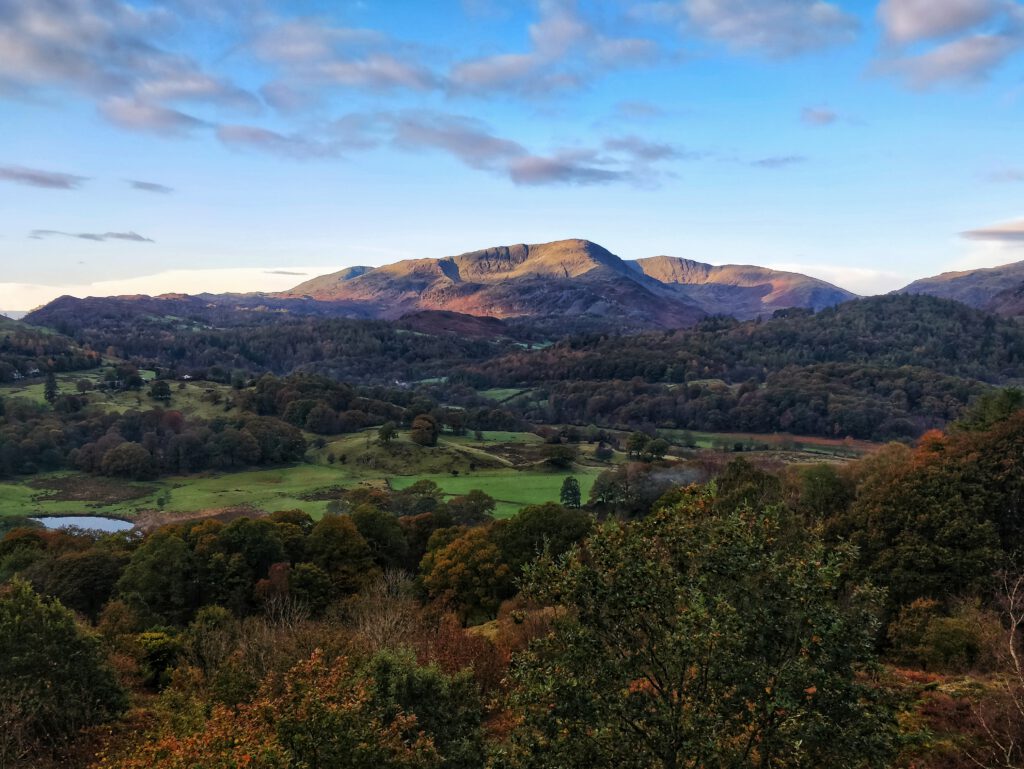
{"left": 285, "top": 238, "right": 854, "bottom": 325}
{"left": 453, "top": 294, "right": 1024, "bottom": 440}
{"left": 287, "top": 239, "right": 706, "bottom": 329}
{"left": 898, "top": 259, "right": 1024, "bottom": 313}
{"left": 631, "top": 256, "right": 855, "bottom": 316}
{"left": 0, "top": 316, "right": 99, "bottom": 382}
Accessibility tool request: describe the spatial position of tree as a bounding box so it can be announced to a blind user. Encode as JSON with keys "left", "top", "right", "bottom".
{"left": 445, "top": 489, "right": 496, "bottom": 525}
{"left": 43, "top": 372, "right": 58, "bottom": 404}
{"left": 494, "top": 502, "right": 592, "bottom": 573}
{"left": 352, "top": 507, "right": 409, "bottom": 570}
{"left": 101, "top": 441, "right": 156, "bottom": 480}
{"left": 117, "top": 529, "right": 199, "bottom": 625}
{"left": 103, "top": 650, "right": 439, "bottom": 769}
{"left": 378, "top": 421, "right": 398, "bottom": 445}
{"left": 543, "top": 444, "right": 577, "bottom": 469}
{"left": 559, "top": 476, "right": 582, "bottom": 508}
{"left": 410, "top": 414, "right": 440, "bottom": 447}
{"left": 306, "top": 515, "right": 376, "bottom": 593}
{"left": 149, "top": 379, "right": 172, "bottom": 402}
{"left": 0, "top": 580, "right": 126, "bottom": 765}
{"left": 420, "top": 527, "right": 513, "bottom": 623}
{"left": 499, "top": 489, "right": 897, "bottom": 769}
{"left": 626, "top": 431, "right": 649, "bottom": 458}
{"left": 646, "top": 438, "right": 670, "bottom": 460}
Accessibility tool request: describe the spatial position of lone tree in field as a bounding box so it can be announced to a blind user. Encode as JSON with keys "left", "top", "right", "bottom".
{"left": 149, "top": 379, "right": 172, "bottom": 402}
{"left": 560, "top": 476, "right": 581, "bottom": 508}
{"left": 378, "top": 421, "right": 398, "bottom": 445}
{"left": 410, "top": 414, "right": 440, "bottom": 447}
{"left": 44, "top": 372, "right": 59, "bottom": 404}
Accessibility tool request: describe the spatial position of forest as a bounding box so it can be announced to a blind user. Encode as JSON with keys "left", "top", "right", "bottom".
{"left": 4, "top": 390, "right": 1024, "bottom": 767}
{"left": 14, "top": 293, "right": 1024, "bottom": 440}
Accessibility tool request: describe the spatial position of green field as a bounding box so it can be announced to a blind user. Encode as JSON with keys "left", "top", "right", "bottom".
{"left": 0, "top": 420, "right": 605, "bottom": 522}
{"left": 391, "top": 466, "right": 602, "bottom": 518}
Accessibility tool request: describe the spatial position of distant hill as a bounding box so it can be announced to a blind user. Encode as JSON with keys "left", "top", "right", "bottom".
{"left": 284, "top": 239, "right": 855, "bottom": 326}
{"left": 898, "top": 260, "right": 1024, "bottom": 314}
{"left": 0, "top": 311, "right": 26, "bottom": 320}
{"left": 630, "top": 256, "right": 855, "bottom": 317}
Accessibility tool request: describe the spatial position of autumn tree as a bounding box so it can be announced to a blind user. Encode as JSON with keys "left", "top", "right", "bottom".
{"left": 410, "top": 414, "right": 440, "bottom": 447}
{"left": 420, "top": 527, "right": 513, "bottom": 623}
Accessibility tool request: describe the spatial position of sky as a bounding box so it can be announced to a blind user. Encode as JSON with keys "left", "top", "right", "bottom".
{"left": 3, "top": 0, "right": 1024, "bottom": 310}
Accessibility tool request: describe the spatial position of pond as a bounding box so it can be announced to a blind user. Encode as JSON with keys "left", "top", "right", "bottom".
{"left": 31, "top": 516, "right": 134, "bottom": 533}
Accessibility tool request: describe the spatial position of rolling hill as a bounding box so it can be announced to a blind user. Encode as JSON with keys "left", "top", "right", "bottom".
{"left": 285, "top": 238, "right": 855, "bottom": 325}
{"left": 898, "top": 259, "right": 1024, "bottom": 314}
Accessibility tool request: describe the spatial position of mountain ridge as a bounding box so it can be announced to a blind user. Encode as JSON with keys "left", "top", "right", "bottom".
{"left": 898, "top": 259, "right": 1024, "bottom": 315}
{"left": 283, "top": 238, "right": 856, "bottom": 324}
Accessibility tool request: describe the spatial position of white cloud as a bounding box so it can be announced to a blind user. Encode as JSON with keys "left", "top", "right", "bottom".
{"left": 878, "top": 0, "right": 1000, "bottom": 44}
{"left": 683, "top": 0, "right": 858, "bottom": 57}
{"left": 0, "top": 266, "right": 339, "bottom": 312}
{"left": 767, "top": 262, "right": 908, "bottom": 295}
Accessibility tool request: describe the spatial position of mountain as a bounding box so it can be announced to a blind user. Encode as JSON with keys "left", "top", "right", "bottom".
{"left": 898, "top": 260, "right": 1024, "bottom": 314}
{"left": 285, "top": 239, "right": 854, "bottom": 326}
{"left": 286, "top": 239, "right": 707, "bottom": 329}
{"left": 630, "top": 256, "right": 855, "bottom": 317}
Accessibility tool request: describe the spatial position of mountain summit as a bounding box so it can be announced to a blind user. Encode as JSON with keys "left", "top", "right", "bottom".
{"left": 285, "top": 239, "right": 855, "bottom": 327}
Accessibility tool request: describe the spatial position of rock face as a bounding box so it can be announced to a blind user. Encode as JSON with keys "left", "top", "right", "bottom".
{"left": 898, "top": 260, "right": 1024, "bottom": 315}
{"left": 286, "top": 239, "right": 856, "bottom": 326}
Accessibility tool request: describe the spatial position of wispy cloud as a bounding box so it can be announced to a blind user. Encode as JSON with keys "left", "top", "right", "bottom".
{"left": 875, "top": 0, "right": 1024, "bottom": 88}
{"left": 100, "top": 98, "right": 209, "bottom": 136}
{"left": 129, "top": 179, "right": 174, "bottom": 194}
{"left": 0, "top": 0, "right": 256, "bottom": 133}
{"left": 801, "top": 106, "right": 838, "bottom": 125}
{"left": 751, "top": 155, "right": 807, "bottom": 168}
{"left": 878, "top": 0, "right": 1001, "bottom": 44}
{"left": 383, "top": 111, "right": 680, "bottom": 186}
{"left": 988, "top": 168, "right": 1024, "bottom": 182}
{"left": 216, "top": 124, "right": 342, "bottom": 159}
{"left": 0, "top": 165, "right": 88, "bottom": 190}
{"left": 962, "top": 218, "right": 1024, "bottom": 241}
{"left": 681, "top": 0, "right": 859, "bottom": 57}
{"left": 30, "top": 230, "right": 154, "bottom": 243}
{"left": 449, "top": 0, "right": 661, "bottom": 96}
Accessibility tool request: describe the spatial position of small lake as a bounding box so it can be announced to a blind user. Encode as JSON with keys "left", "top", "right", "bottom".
{"left": 31, "top": 516, "right": 134, "bottom": 533}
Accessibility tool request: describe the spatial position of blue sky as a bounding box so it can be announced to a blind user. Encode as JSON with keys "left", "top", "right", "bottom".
{"left": 2, "top": 0, "right": 1024, "bottom": 309}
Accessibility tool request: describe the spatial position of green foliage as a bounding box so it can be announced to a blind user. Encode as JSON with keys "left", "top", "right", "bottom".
{"left": 101, "top": 441, "right": 157, "bottom": 480}
{"left": 363, "top": 650, "right": 486, "bottom": 769}
{"left": 559, "top": 476, "right": 581, "bottom": 508}
{"left": 352, "top": 507, "right": 409, "bottom": 570}
{"left": 499, "top": 490, "right": 897, "bottom": 769}
{"left": 494, "top": 502, "right": 593, "bottom": 573}
{"left": 378, "top": 420, "right": 398, "bottom": 444}
{"left": 542, "top": 443, "right": 577, "bottom": 469}
{"left": 0, "top": 579, "right": 125, "bottom": 762}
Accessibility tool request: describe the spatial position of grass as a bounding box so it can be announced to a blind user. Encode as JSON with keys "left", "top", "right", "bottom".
{"left": 0, "top": 465, "right": 364, "bottom": 521}
{"left": 390, "top": 465, "right": 602, "bottom": 518}
{"left": 0, "top": 426, "right": 598, "bottom": 522}
{"left": 479, "top": 388, "right": 533, "bottom": 403}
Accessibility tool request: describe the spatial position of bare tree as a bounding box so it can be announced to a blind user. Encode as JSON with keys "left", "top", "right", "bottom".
{"left": 349, "top": 570, "right": 419, "bottom": 653}
{"left": 971, "top": 571, "right": 1024, "bottom": 769}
